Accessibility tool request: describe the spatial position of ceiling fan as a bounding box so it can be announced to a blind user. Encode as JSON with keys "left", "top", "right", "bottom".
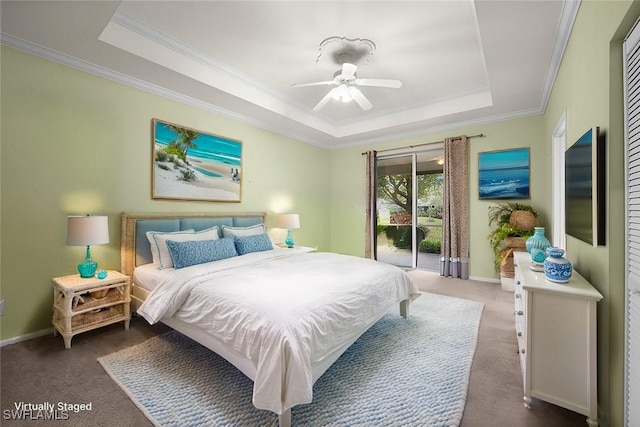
{"left": 292, "top": 63, "right": 402, "bottom": 111}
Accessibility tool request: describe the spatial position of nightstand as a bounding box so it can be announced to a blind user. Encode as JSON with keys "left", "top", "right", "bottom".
{"left": 51, "top": 270, "right": 131, "bottom": 349}
{"left": 277, "top": 245, "right": 317, "bottom": 252}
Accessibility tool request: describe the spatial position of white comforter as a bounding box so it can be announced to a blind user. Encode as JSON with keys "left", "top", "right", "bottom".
{"left": 137, "top": 249, "right": 420, "bottom": 415}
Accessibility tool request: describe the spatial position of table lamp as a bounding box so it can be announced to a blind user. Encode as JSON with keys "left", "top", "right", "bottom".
{"left": 277, "top": 213, "right": 300, "bottom": 248}
{"left": 67, "top": 215, "right": 110, "bottom": 278}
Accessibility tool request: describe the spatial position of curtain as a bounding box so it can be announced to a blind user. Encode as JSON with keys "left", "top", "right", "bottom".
{"left": 365, "top": 150, "right": 377, "bottom": 259}
{"left": 440, "top": 136, "right": 470, "bottom": 279}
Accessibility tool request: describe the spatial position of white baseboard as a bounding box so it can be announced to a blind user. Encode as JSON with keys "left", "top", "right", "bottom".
{"left": 469, "top": 275, "right": 501, "bottom": 284}
{"left": 0, "top": 327, "right": 54, "bottom": 348}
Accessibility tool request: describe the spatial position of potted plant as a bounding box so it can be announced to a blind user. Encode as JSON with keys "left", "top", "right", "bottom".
{"left": 488, "top": 203, "right": 540, "bottom": 273}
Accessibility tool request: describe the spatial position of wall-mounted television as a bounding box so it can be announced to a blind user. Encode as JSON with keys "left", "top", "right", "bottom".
{"left": 565, "top": 126, "right": 606, "bottom": 246}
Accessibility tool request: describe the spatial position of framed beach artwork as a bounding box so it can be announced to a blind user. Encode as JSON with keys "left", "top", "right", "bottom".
{"left": 478, "top": 148, "right": 530, "bottom": 199}
{"left": 152, "top": 119, "right": 242, "bottom": 202}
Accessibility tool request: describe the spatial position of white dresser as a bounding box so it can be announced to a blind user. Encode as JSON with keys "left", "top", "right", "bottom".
{"left": 513, "top": 251, "right": 603, "bottom": 426}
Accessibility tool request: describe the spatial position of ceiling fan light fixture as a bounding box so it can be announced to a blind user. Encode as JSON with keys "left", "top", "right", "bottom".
{"left": 333, "top": 84, "right": 352, "bottom": 102}
{"left": 294, "top": 43, "right": 401, "bottom": 111}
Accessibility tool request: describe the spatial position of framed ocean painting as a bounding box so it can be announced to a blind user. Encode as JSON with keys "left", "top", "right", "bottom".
{"left": 152, "top": 119, "right": 242, "bottom": 202}
{"left": 478, "top": 148, "right": 530, "bottom": 199}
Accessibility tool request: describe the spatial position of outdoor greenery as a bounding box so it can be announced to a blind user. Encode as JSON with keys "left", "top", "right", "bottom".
{"left": 377, "top": 170, "right": 444, "bottom": 254}
{"left": 419, "top": 238, "right": 441, "bottom": 253}
{"left": 378, "top": 224, "right": 442, "bottom": 253}
{"left": 377, "top": 173, "right": 443, "bottom": 215}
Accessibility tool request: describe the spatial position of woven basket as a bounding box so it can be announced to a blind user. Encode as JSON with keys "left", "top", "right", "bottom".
{"left": 90, "top": 289, "right": 108, "bottom": 299}
{"left": 500, "top": 249, "right": 516, "bottom": 278}
{"left": 509, "top": 210, "right": 536, "bottom": 231}
{"left": 503, "top": 236, "right": 526, "bottom": 249}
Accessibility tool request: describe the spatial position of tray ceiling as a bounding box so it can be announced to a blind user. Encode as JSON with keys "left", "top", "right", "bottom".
{"left": 0, "top": 1, "right": 578, "bottom": 149}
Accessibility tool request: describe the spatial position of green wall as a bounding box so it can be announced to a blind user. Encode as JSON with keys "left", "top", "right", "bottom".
{"left": 329, "top": 115, "right": 547, "bottom": 280}
{"left": 329, "top": 2, "right": 638, "bottom": 425}
{"left": 2, "top": 2, "right": 639, "bottom": 425}
{"left": 543, "top": 1, "right": 639, "bottom": 426}
{"left": 0, "top": 46, "right": 331, "bottom": 341}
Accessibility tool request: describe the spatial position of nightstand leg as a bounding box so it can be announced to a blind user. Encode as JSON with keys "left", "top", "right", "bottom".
{"left": 124, "top": 319, "right": 130, "bottom": 330}
{"left": 53, "top": 328, "right": 58, "bottom": 337}
{"left": 62, "top": 334, "right": 72, "bottom": 350}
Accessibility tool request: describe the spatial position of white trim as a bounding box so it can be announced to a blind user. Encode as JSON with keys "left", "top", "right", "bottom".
{"left": 469, "top": 276, "right": 501, "bottom": 284}
{"left": 1, "top": 32, "right": 555, "bottom": 151}
{"left": 539, "top": 0, "right": 581, "bottom": 112}
{"left": 0, "top": 33, "right": 327, "bottom": 149}
{"left": 333, "top": 107, "right": 542, "bottom": 150}
{"left": 412, "top": 153, "right": 418, "bottom": 270}
{"left": 552, "top": 111, "right": 567, "bottom": 250}
{"left": 624, "top": 17, "right": 640, "bottom": 427}
{"left": 0, "top": 327, "right": 54, "bottom": 348}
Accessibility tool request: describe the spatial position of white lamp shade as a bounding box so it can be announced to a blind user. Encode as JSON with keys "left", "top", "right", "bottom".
{"left": 277, "top": 213, "right": 300, "bottom": 230}
{"left": 66, "top": 215, "right": 110, "bottom": 246}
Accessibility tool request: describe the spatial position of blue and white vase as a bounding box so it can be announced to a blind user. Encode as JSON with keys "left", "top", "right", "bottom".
{"left": 543, "top": 247, "right": 573, "bottom": 283}
{"left": 526, "top": 227, "right": 550, "bottom": 253}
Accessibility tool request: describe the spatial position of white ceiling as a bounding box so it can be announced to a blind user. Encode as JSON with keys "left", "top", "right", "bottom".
{"left": 0, "top": 0, "right": 578, "bottom": 149}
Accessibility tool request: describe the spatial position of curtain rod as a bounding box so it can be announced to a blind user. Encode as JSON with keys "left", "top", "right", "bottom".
{"left": 360, "top": 133, "right": 485, "bottom": 155}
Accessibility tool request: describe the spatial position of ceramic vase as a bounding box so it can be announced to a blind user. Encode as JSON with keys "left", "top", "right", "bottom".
{"left": 526, "top": 227, "right": 550, "bottom": 253}
{"left": 529, "top": 248, "right": 546, "bottom": 272}
{"left": 543, "top": 247, "right": 573, "bottom": 283}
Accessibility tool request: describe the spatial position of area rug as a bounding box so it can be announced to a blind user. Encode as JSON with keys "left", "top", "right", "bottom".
{"left": 98, "top": 292, "right": 483, "bottom": 427}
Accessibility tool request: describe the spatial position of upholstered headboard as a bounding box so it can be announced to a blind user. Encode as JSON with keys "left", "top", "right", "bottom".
{"left": 120, "top": 212, "right": 266, "bottom": 277}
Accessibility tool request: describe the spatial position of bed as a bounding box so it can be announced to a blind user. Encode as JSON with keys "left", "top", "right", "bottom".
{"left": 120, "top": 212, "right": 420, "bottom": 426}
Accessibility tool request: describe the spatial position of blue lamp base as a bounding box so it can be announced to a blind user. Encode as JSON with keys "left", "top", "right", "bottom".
{"left": 285, "top": 230, "right": 295, "bottom": 248}
{"left": 77, "top": 246, "right": 98, "bottom": 278}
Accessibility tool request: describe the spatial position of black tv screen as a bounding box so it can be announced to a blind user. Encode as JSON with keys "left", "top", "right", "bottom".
{"left": 565, "top": 127, "right": 605, "bottom": 246}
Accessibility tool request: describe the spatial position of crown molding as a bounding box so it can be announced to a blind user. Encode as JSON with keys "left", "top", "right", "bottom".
{"left": 110, "top": 11, "right": 301, "bottom": 110}
{"left": 1, "top": 32, "right": 546, "bottom": 151}
{"left": 0, "top": 33, "right": 330, "bottom": 149}
{"left": 332, "top": 106, "right": 544, "bottom": 151}
{"left": 539, "top": 0, "right": 581, "bottom": 112}
{"left": 2, "top": 0, "right": 574, "bottom": 152}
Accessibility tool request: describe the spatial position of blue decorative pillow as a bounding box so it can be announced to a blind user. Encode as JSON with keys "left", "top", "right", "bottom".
{"left": 234, "top": 233, "right": 274, "bottom": 256}
{"left": 166, "top": 236, "right": 237, "bottom": 269}
{"left": 152, "top": 227, "right": 219, "bottom": 269}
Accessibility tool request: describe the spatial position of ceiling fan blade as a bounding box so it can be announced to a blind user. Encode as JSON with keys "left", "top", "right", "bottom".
{"left": 291, "top": 80, "right": 335, "bottom": 88}
{"left": 313, "top": 89, "right": 336, "bottom": 111}
{"left": 342, "top": 62, "right": 358, "bottom": 78}
{"left": 348, "top": 86, "right": 372, "bottom": 111}
{"left": 355, "top": 78, "right": 403, "bottom": 88}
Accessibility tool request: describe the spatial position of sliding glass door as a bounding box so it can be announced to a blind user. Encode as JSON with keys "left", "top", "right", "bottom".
{"left": 375, "top": 149, "right": 443, "bottom": 270}
{"left": 376, "top": 154, "right": 416, "bottom": 268}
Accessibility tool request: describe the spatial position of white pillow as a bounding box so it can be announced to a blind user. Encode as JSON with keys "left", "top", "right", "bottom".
{"left": 153, "top": 227, "right": 220, "bottom": 269}
{"left": 146, "top": 229, "right": 195, "bottom": 265}
{"left": 221, "top": 223, "right": 266, "bottom": 238}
